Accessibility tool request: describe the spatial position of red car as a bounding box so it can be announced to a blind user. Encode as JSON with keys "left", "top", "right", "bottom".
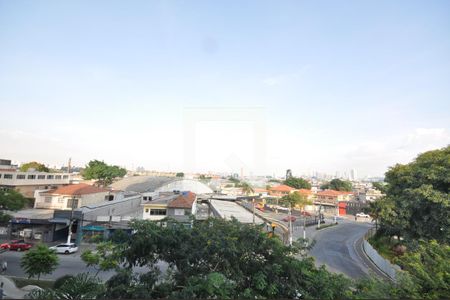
{"left": 301, "top": 211, "right": 312, "bottom": 217}
{"left": 282, "top": 216, "right": 296, "bottom": 222}
{"left": 0, "top": 240, "right": 33, "bottom": 251}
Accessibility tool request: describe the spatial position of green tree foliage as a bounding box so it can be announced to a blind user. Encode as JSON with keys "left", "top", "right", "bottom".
{"left": 81, "top": 241, "right": 122, "bottom": 276}
{"left": 0, "top": 189, "right": 27, "bottom": 224}
{"left": 372, "top": 181, "right": 387, "bottom": 193}
{"left": 176, "top": 172, "right": 184, "bottom": 177}
{"left": 19, "top": 161, "right": 49, "bottom": 172}
{"left": 378, "top": 146, "right": 449, "bottom": 242}
{"left": 393, "top": 240, "right": 450, "bottom": 299}
{"left": 21, "top": 244, "right": 59, "bottom": 280}
{"left": 0, "top": 189, "right": 27, "bottom": 210}
{"left": 28, "top": 273, "right": 104, "bottom": 300}
{"left": 77, "top": 218, "right": 351, "bottom": 299}
{"left": 240, "top": 182, "right": 254, "bottom": 195}
{"left": 82, "top": 160, "right": 127, "bottom": 186}
{"left": 283, "top": 177, "right": 311, "bottom": 189}
{"left": 280, "top": 191, "right": 312, "bottom": 210}
{"left": 321, "top": 179, "right": 352, "bottom": 191}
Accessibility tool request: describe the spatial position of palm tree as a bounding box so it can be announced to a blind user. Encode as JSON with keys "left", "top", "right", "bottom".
{"left": 240, "top": 182, "right": 254, "bottom": 196}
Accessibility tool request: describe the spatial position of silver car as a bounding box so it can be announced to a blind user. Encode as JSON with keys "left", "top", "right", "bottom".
{"left": 50, "top": 243, "right": 78, "bottom": 254}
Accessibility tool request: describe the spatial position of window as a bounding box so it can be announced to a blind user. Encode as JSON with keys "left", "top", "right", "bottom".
{"left": 37, "top": 175, "right": 45, "bottom": 179}
{"left": 27, "top": 175, "right": 36, "bottom": 179}
{"left": 16, "top": 175, "right": 26, "bottom": 179}
{"left": 58, "top": 198, "right": 64, "bottom": 203}
{"left": 63, "top": 175, "right": 68, "bottom": 179}
{"left": 145, "top": 208, "right": 149, "bottom": 213}
{"left": 150, "top": 209, "right": 166, "bottom": 216}
{"left": 0, "top": 174, "right": 2, "bottom": 178}
{"left": 55, "top": 175, "right": 62, "bottom": 179}
{"left": 47, "top": 175, "right": 54, "bottom": 179}
{"left": 143, "top": 196, "right": 147, "bottom": 201}
{"left": 67, "top": 198, "right": 79, "bottom": 208}
{"left": 174, "top": 209, "right": 185, "bottom": 216}
{"left": 45, "top": 197, "right": 52, "bottom": 203}
{"left": 3, "top": 174, "right": 12, "bottom": 179}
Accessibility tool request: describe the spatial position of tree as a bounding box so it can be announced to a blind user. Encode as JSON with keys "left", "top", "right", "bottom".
{"left": 280, "top": 191, "right": 312, "bottom": 210}
{"left": 21, "top": 244, "right": 58, "bottom": 280}
{"left": 372, "top": 181, "right": 387, "bottom": 193}
{"left": 283, "top": 177, "right": 311, "bottom": 189}
{"left": 366, "top": 198, "right": 385, "bottom": 230}
{"left": 176, "top": 172, "right": 184, "bottom": 177}
{"left": 240, "top": 182, "right": 254, "bottom": 195}
{"left": 82, "top": 160, "right": 127, "bottom": 186}
{"left": 321, "top": 179, "right": 352, "bottom": 191}
{"left": 28, "top": 273, "right": 105, "bottom": 300}
{"left": 378, "top": 146, "right": 450, "bottom": 243}
{"left": 19, "top": 161, "right": 49, "bottom": 172}
{"left": 0, "top": 189, "right": 28, "bottom": 224}
{"left": 81, "top": 241, "right": 122, "bottom": 276}
{"left": 393, "top": 240, "right": 450, "bottom": 299}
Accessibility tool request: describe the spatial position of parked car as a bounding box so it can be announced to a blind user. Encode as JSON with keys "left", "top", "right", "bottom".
{"left": 301, "top": 211, "right": 312, "bottom": 217}
{"left": 282, "top": 216, "right": 296, "bottom": 222}
{"left": 356, "top": 212, "right": 370, "bottom": 218}
{"left": 0, "top": 240, "right": 33, "bottom": 251}
{"left": 50, "top": 243, "right": 78, "bottom": 254}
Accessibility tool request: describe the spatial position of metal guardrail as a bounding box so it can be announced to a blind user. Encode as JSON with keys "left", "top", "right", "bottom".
{"left": 237, "top": 201, "right": 289, "bottom": 244}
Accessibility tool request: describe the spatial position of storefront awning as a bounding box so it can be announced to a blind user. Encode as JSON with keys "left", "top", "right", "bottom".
{"left": 82, "top": 225, "right": 105, "bottom": 231}
{"left": 49, "top": 218, "right": 70, "bottom": 225}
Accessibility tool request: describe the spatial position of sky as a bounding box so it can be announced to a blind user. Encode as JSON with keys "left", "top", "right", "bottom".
{"left": 1, "top": 0, "right": 449, "bottom": 178}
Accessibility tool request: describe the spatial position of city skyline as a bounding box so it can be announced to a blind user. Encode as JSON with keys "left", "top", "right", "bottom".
{"left": 1, "top": 1, "right": 449, "bottom": 177}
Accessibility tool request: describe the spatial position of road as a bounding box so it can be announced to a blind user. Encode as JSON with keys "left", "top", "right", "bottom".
{"left": 308, "top": 221, "right": 383, "bottom": 279}
{"left": 0, "top": 250, "right": 168, "bottom": 281}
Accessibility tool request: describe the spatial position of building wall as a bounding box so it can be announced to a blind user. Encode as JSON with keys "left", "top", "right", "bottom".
{"left": 0, "top": 171, "right": 72, "bottom": 186}
{"left": 142, "top": 204, "right": 168, "bottom": 220}
{"left": 81, "top": 194, "right": 143, "bottom": 222}
{"left": 34, "top": 191, "right": 109, "bottom": 210}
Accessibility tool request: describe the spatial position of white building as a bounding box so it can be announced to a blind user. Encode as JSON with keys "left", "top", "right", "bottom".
{"left": 34, "top": 183, "right": 112, "bottom": 210}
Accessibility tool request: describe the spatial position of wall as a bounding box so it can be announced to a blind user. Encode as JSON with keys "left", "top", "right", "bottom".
{"left": 363, "top": 239, "right": 401, "bottom": 281}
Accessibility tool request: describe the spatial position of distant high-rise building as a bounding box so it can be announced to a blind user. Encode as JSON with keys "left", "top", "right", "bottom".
{"left": 286, "top": 169, "right": 292, "bottom": 180}
{"left": 350, "top": 169, "right": 357, "bottom": 181}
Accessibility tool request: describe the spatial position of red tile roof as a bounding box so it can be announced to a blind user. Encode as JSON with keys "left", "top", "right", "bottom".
{"left": 317, "top": 190, "right": 353, "bottom": 197}
{"left": 168, "top": 192, "right": 196, "bottom": 209}
{"left": 44, "top": 183, "right": 109, "bottom": 196}
{"left": 270, "top": 185, "right": 295, "bottom": 192}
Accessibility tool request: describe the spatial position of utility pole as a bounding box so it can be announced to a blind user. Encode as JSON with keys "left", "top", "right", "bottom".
{"left": 67, "top": 197, "right": 77, "bottom": 244}
{"left": 303, "top": 216, "right": 306, "bottom": 240}
{"left": 317, "top": 202, "right": 322, "bottom": 229}
{"left": 252, "top": 198, "right": 255, "bottom": 224}
{"left": 288, "top": 203, "right": 293, "bottom": 246}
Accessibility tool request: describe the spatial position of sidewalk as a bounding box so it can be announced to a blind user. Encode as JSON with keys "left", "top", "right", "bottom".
{"left": 0, "top": 275, "right": 39, "bottom": 299}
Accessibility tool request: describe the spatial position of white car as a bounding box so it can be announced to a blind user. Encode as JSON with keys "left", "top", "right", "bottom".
{"left": 50, "top": 243, "right": 78, "bottom": 254}
{"left": 356, "top": 212, "right": 370, "bottom": 218}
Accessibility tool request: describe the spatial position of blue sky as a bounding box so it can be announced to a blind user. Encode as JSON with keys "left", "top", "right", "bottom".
{"left": 1, "top": 0, "right": 449, "bottom": 177}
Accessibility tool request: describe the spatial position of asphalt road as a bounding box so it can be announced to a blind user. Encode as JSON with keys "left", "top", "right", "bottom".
{"left": 0, "top": 250, "right": 168, "bottom": 281}
{"left": 308, "top": 221, "right": 379, "bottom": 279}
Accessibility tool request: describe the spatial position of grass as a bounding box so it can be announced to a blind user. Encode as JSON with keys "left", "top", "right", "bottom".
{"left": 316, "top": 223, "right": 338, "bottom": 230}
{"left": 9, "top": 276, "right": 54, "bottom": 289}
{"left": 368, "top": 234, "right": 396, "bottom": 261}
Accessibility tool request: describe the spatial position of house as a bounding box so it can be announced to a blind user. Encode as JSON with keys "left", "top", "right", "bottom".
{"left": 268, "top": 185, "right": 296, "bottom": 197}
{"left": 316, "top": 190, "right": 354, "bottom": 205}
{"left": 142, "top": 192, "right": 197, "bottom": 223}
{"left": 34, "top": 183, "right": 113, "bottom": 210}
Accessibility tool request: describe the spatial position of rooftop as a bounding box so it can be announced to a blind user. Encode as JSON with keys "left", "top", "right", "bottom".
{"left": 168, "top": 192, "right": 196, "bottom": 209}
{"left": 43, "top": 183, "right": 109, "bottom": 196}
